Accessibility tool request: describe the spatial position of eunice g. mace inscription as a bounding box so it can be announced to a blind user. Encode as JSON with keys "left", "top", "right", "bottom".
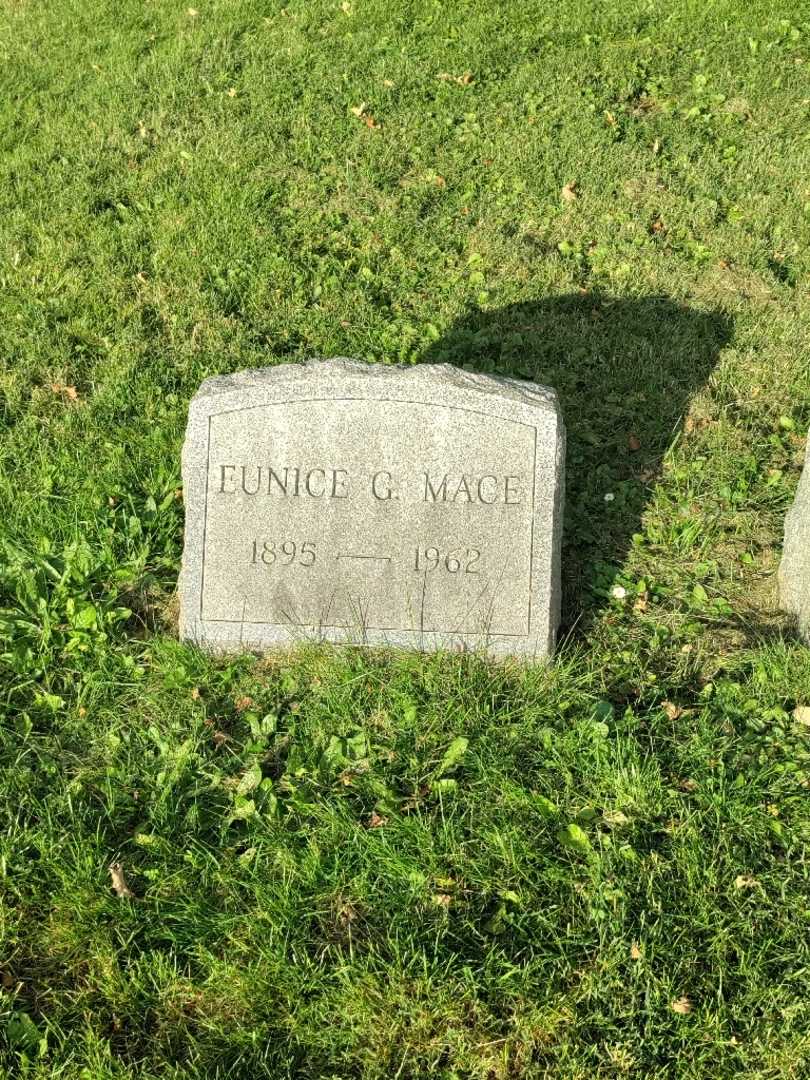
{"left": 179, "top": 359, "right": 565, "bottom": 659}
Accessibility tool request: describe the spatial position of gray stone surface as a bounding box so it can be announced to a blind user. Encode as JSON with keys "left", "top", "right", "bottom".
{"left": 779, "top": 432, "right": 810, "bottom": 640}
{"left": 179, "top": 359, "right": 565, "bottom": 660}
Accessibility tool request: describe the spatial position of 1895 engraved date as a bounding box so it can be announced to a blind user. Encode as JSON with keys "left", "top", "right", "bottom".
{"left": 251, "top": 539, "right": 316, "bottom": 566}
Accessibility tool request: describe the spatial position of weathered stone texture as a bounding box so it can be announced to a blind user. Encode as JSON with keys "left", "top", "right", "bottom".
{"left": 779, "top": 433, "right": 810, "bottom": 640}
{"left": 180, "top": 359, "right": 565, "bottom": 659}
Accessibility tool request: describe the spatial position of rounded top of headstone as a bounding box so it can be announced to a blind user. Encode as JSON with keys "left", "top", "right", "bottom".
{"left": 192, "top": 357, "right": 559, "bottom": 413}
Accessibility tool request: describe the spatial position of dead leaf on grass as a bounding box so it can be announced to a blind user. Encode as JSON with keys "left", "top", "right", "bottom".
{"left": 109, "top": 861, "right": 136, "bottom": 899}
{"left": 561, "top": 181, "right": 578, "bottom": 202}
{"left": 437, "top": 71, "right": 474, "bottom": 86}
{"left": 671, "top": 996, "right": 692, "bottom": 1015}
{"left": 627, "top": 433, "right": 641, "bottom": 452}
{"left": 734, "top": 874, "right": 758, "bottom": 889}
{"left": 367, "top": 811, "right": 388, "bottom": 828}
{"left": 662, "top": 701, "right": 682, "bottom": 721}
{"left": 50, "top": 383, "right": 79, "bottom": 401}
{"left": 793, "top": 705, "right": 810, "bottom": 727}
{"left": 350, "top": 102, "right": 380, "bottom": 128}
{"left": 630, "top": 942, "right": 642, "bottom": 960}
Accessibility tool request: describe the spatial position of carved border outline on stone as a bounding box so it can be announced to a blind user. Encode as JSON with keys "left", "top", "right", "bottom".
{"left": 180, "top": 359, "right": 564, "bottom": 660}
{"left": 198, "top": 397, "right": 538, "bottom": 636}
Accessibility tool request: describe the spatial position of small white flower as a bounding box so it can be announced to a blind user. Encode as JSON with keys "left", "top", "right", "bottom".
{"left": 604, "top": 492, "right": 615, "bottom": 502}
{"left": 611, "top": 585, "right": 627, "bottom": 600}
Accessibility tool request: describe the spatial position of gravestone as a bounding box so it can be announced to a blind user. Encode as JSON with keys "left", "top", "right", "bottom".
{"left": 779, "top": 432, "right": 810, "bottom": 641}
{"left": 179, "top": 359, "right": 565, "bottom": 659}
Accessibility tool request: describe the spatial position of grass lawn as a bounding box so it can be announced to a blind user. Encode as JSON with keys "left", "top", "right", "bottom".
{"left": 2, "top": 0, "right": 810, "bottom": 1075}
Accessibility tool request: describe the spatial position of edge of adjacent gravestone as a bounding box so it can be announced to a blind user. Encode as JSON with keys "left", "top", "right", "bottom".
{"left": 179, "top": 358, "right": 565, "bottom": 662}
{"left": 778, "top": 430, "right": 810, "bottom": 641}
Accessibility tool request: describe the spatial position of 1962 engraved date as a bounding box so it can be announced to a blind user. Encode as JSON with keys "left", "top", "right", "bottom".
{"left": 414, "top": 545, "right": 480, "bottom": 573}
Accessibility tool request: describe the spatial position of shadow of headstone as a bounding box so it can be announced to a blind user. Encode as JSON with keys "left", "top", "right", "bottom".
{"left": 418, "top": 295, "right": 733, "bottom": 632}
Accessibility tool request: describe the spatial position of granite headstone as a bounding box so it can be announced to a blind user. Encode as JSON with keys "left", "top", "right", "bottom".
{"left": 779, "top": 431, "right": 810, "bottom": 641}
{"left": 179, "top": 359, "right": 565, "bottom": 659}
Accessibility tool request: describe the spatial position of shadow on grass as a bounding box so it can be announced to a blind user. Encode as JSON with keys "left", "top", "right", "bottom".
{"left": 418, "top": 295, "right": 733, "bottom": 631}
